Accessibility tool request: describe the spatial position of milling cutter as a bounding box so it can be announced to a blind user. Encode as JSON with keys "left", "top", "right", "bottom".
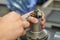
{"left": 26, "top": 9, "right": 48, "bottom": 40}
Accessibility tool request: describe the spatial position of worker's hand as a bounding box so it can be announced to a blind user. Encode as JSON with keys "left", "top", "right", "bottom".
{"left": 0, "top": 11, "right": 30, "bottom": 40}
{"left": 41, "top": 12, "right": 45, "bottom": 29}
{"left": 0, "top": 11, "right": 45, "bottom": 40}
{"left": 23, "top": 11, "right": 45, "bottom": 29}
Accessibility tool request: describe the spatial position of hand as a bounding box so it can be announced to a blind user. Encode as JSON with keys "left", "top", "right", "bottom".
{"left": 22, "top": 11, "right": 45, "bottom": 29}
{"left": 0, "top": 11, "right": 45, "bottom": 40}
{"left": 41, "top": 12, "right": 45, "bottom": 29}
{"left": 0, "top": 11, "right": 30, "bottom": 40}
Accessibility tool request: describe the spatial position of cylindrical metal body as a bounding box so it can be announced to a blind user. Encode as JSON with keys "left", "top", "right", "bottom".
{"left": 30, "top": 9, "right": 42, "bottom": 32}
{"left": 26, "top": 9, "right": 48, "bottom": 40}
{"left": 31, "top": 18, "right": 42, "bottom": 32}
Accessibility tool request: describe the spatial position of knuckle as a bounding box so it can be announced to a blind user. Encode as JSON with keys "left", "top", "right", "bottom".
{"left": 23, "top": 21, "right": 30, "bottom": 28}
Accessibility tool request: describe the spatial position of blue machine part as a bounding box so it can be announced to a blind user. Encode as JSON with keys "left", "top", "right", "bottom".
{"left": 6, "top": 0, "right": 37, "bottom": 15}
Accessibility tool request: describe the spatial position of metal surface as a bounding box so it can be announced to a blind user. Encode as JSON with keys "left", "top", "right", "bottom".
{"left": 26, "top": 9, "right": 48, "bottom": 40}
{"left": 45, "top": 28, "right": 60, "bottom": 40}
{"left": 54, "top": 32, "right": 60, "bottom": 40}
{"left": 46, "top": 10, "right": 60, "bottom": 24}
{"left": 48, "top": 1, "right": 60, "bottom": 8}
{"left": 30, "top": 9, "right": 42, "bottom": 32}
{"left": 0, "top": 4, "right": 10, "bottom": 16}
{"left": 0, "top": 0, "right": 6, "bottom": 4}
{"left": 40, "top": 0, "right": 60, "bottom": 28}
{"left": 40, "top": 1, "right": 60, "bottom": 39}
{"left": 17, "top": 28, "right": 60, "bottom": 40}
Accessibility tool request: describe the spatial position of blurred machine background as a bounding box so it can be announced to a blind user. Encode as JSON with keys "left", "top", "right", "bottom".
{"left": 0, "top": 0, "right": 60, "bottom": 40}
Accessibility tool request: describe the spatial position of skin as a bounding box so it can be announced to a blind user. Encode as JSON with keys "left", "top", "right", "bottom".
{"left": 0, "top": 11, "right": 45, "bottom": 40}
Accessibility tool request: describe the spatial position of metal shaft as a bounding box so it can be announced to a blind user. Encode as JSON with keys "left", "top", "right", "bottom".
{"left": 30, "top": 10, "right": 42, "bottom": 32}
{"left": 26, "top": 9, "right": 48, "bottom": 40}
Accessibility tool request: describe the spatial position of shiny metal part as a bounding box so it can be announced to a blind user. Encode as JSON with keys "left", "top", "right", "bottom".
{"left": 26, "top": 9, "right": 48, "bottom": 40}
{"left": 30, "top": 9, "right": 42, "bottom": 32}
